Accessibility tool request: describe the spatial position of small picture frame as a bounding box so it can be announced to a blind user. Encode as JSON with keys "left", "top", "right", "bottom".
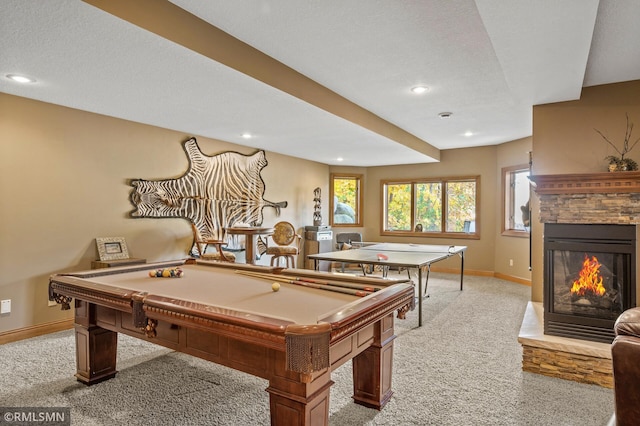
{"left": 96, "top": 237, "right": 130, "bottom": 261}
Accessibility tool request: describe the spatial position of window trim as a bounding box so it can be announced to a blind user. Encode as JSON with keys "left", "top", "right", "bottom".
{"left": 380, "top": 175, "right": 480, "bottom": 240}
{"left": 329, "top": 173, "right": 363, "bottom": 227}
{"left": 501, "top": 164, "right": 530, "bottom": 238}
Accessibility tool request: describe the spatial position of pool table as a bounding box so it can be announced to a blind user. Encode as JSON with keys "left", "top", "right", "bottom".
{"left": 49, "top": 259, "right": 414, "bottom": 426}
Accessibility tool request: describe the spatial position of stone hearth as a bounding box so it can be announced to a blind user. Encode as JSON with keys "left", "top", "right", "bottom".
{"left": 518, "top": 302, "right": 612, "bottom": 388}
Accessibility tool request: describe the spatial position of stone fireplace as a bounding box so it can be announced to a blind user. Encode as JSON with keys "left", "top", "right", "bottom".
{"left": 532, "top": 171, "right": 640, "bottom": 315}
{"left": 518, "top": 171, "right": 640, "bottom": 387}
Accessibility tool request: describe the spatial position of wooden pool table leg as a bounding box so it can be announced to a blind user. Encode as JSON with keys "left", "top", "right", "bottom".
{"left": 352, "top": 313, "right": 395, "bottom": 409}
{"left": 74, "top": 300, "right": 118, "bottom": 385}
{"left": 266, "top": 370, "right": 334, "bottom": 426}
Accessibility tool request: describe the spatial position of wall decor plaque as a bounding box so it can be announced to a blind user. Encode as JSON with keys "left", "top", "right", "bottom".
{"left": 96, "top": 237, "right": 129, "bottom": 261}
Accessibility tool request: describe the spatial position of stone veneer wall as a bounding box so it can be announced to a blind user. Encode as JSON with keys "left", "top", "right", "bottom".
{"left": 538, "top": 193, "right": 640, "bottom": 224}
{"left": 521, "top": 345, "right": 613, "bottom": 388}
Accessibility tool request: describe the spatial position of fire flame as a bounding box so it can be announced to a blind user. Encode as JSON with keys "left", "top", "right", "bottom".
{"left": 570, "top": 254, "right": 606, "bottom": 297}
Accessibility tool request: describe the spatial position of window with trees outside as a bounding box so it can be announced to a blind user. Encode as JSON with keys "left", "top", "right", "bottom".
{"left": 502, "top": 165, "right": 530, "bottom": 237}
{"left": 382, "top": 176, "right": 479, "bottom": 238}
{"left": 330, "top": 174, "right": 363, "bottom": 226}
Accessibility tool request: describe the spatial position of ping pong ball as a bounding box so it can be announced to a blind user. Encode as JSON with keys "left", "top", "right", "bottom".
{"left": 272, "top": 282, "right": 280, "bottom": 292}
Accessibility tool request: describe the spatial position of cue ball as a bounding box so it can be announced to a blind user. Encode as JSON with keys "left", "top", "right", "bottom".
{"left": 272, "top": 282, "right": 280, "bottom": 292}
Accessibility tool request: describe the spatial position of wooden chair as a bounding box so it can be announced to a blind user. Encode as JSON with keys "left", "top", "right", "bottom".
{"left": 265, "top": 221, "right": 301, "bottom": 268}
{"left": 190, "top": 222, "right": 236, "bottom": 262}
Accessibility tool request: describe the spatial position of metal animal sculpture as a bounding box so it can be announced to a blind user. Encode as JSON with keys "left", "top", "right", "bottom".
{"left": 129, "top": 137, "right": 287, "bottom": 246}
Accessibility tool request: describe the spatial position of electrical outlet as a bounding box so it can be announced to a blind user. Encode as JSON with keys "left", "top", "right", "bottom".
{"left": 1, "top": 299, "right": 11, "bottom": 314}
{"left": 48, "top": 299, "right": 57, "bottom": 307}
{"left": 509, "top": 259, "right": 514, "bottom": 267}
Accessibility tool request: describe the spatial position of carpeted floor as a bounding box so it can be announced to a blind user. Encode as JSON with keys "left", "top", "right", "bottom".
{"left": 0, "top": 273, "right": 614, "bottom": 425}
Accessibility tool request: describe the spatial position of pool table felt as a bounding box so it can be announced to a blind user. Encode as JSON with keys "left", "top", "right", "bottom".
{"left": 80, "top": 264, "right": 365, "bottom": 325}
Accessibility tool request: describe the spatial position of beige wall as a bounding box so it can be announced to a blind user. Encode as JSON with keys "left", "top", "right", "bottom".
{"left": 332, "top": 143, "right": 532, "bottom": 280}
{"left": 531, "top": 79, "right": 640, "bottom": 302}
{"left": 0, "top": 93, "right": 329, "bottom": 333}
{"left": 364, "top": 147, "right": 496, "bottom": 273}
{"left": 494, "top": 137, "right": 532, "bottom": 281}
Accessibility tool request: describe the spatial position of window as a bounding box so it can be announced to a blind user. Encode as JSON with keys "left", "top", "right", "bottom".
{"left": 330, "top": 174, "right": 363, "bottom": 226}
{"left": 382, "top": 176, "right": 479, "bottom": 238}
{"left": 502, "top": 165, "right": 530, "bottom": 237}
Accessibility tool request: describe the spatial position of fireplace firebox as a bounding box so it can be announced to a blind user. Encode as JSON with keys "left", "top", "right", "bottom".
{"left": 544, "top": 223, "right": 636, "bottom": 343}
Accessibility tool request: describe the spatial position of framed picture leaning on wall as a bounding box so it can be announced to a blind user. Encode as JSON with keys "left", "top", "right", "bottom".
{"left": 96, "top": 237, "right": 130, "bottom": 261}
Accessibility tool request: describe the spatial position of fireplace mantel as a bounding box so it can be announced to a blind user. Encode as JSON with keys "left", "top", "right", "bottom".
{"left": 530, "top": 171, "right": 640, "bottom": 195}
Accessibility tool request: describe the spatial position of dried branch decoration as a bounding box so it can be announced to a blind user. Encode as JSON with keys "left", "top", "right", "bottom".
{"left": 595, "top": 113, "right": 640, "bottom": 160}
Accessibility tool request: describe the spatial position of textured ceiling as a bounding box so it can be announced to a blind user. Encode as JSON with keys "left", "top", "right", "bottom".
{"left": 1, "top": 0, "right": 639, "bottom": 166}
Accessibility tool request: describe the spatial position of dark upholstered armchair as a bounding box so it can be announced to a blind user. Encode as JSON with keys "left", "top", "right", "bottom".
{"left": 335, "top": 232, "right": 365, "bottom": 273}
{"left": 335, "top": 232, "right": 363, "bottom": 250}
{"left": 611, "top": 307, "right": 640, "bottom": 425}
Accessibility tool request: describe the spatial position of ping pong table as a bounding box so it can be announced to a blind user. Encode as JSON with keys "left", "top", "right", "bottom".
{"left": 307, "top": 243, "right": 467, "bottom": 326}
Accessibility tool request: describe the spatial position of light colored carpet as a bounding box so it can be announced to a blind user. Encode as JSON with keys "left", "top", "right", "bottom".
{"left": 0, "top": 273, "right": 614, "bottom": 425}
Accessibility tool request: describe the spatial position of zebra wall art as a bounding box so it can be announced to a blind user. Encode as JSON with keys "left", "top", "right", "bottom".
{"left": 129, "top": 137, "right": 287, "bottom": 252}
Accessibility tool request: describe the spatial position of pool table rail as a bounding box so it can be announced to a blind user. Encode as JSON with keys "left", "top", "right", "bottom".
{"left": 49, "top": 276, "right": 144, "bottom": 315}
{"left": 320, "top": 283, "right": 415, "bottom": 342}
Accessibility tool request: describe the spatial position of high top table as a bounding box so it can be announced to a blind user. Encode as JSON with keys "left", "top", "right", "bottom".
{"left": 225, "top": 226, "right": 274, "bottom": 264}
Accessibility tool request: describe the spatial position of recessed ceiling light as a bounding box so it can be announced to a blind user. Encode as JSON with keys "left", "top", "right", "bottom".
{"left": 336, "top": 157, "right": 344, "bottom": 162}
{"left": 241, "top": 133, "right": 252, "bottom": 139}
{"left": 464, "top": 131, "right": 473, "bottom": 137}
{"left": 6, "top": 74, "right": 35, "bottom": 83}
{"left": 438, "top": 112, "right": 453, "bottom": 119}
{"left": 411, "top": 86, "right": 429, "bottom": 94}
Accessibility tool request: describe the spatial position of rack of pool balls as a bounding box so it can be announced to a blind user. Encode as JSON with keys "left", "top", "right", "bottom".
{"left": 149, "top": 267, "right": 184, "bottom": 278}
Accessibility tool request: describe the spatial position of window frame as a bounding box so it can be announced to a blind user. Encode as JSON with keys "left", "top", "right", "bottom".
{"left": 381, "top": 175, "right": 480, "bottom": 239}
{"left": 501, "top": 164, "right": 530, "bottom": 238}
{"left": 329, "top": 173, "right": 363, "bottom": 227}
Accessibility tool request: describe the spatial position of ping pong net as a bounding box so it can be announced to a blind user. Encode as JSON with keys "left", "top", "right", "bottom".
{"left": 351, "top": 242, "right": 458, "bottom": 254}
